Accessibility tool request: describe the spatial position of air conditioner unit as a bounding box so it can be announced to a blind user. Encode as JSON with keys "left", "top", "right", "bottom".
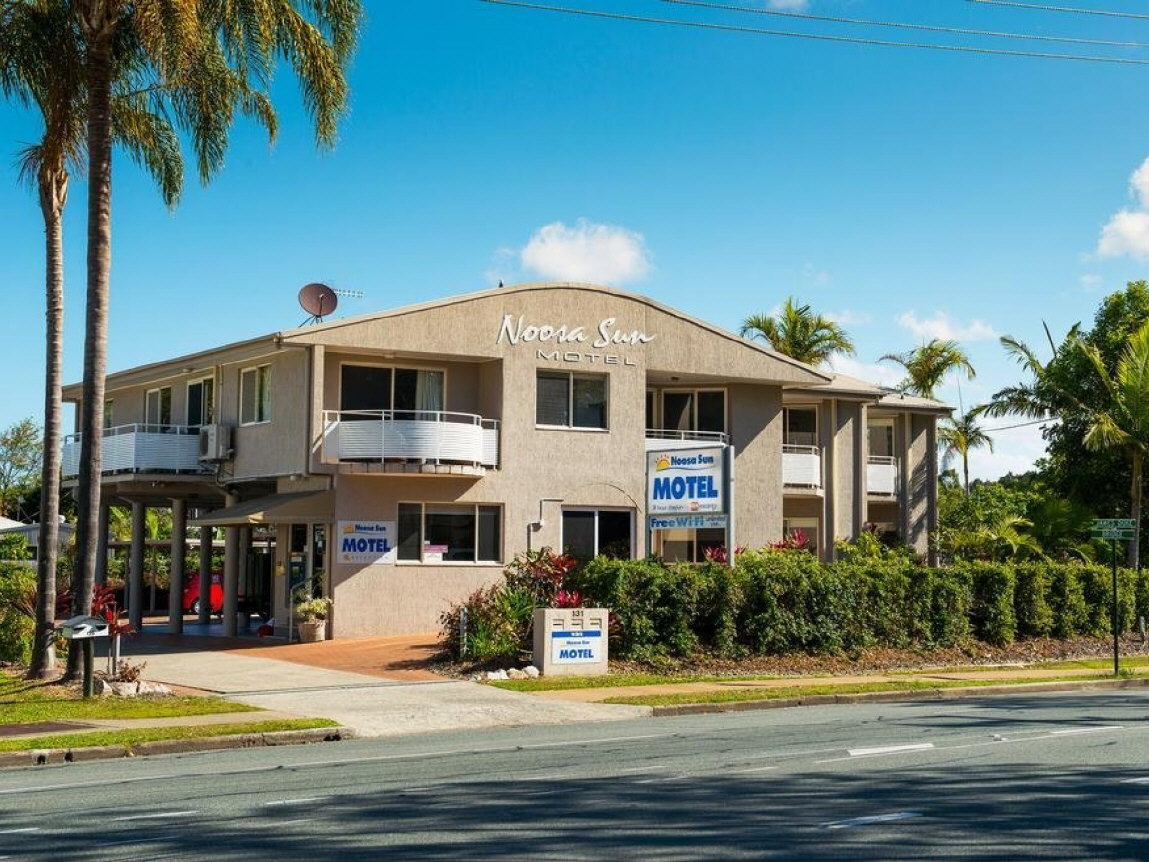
{"left": 198, "top": 424, "right": 233, "bottom": 462}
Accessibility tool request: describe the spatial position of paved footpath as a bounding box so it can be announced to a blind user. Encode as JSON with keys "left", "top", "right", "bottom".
{"left": 119, "top": 632, "right": 649, "bottom": 738}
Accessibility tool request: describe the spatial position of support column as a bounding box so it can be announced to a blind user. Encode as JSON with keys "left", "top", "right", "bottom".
{"left": 197, "top": 520, "right": 214, "bottom": 626}
{"left": 128, "top": 501, "right": 146, "bottom": 631}
{"left": 222, "top": 494, "right": 240, "bottom": 638}
{"left": 95, "top": 500, "right": 110, "bottom": 586}
{"left": 168, "top": 500, "right": 187, "bottom": 634}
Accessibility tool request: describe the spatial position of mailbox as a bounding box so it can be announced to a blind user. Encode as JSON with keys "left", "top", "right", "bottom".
{"left": 532, "top": 607, "right": 609, "bottom": 677}
{"left": 58, "top": 615, "right": 110, "bottom": 640}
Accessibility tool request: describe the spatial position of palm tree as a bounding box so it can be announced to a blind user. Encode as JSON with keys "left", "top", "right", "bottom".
{"left": 938, "top": 407, "right": 994, "bottom": 495}
{"left": 68, "top": 1, "right": 361, "bottom": 672}
{"left": 740, "top": 297, "right": 855, "bottom": 366}
{"left": 1075, "top": 321, "right": 1149, "bottom": 569}
{"left": 1, "top": 0, "right": 185, "bottom": 677}
{"left": 879, "top": 339, "right": 975, "bottom": 400}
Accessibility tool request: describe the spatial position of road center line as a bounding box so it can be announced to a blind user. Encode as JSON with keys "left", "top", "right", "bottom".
{"left": 847, "top": 743, "right": 935, "bottom": 757}
{"left": 263, "top": 797, "right": 330, "bottom": 806}
{"left": 111, "top": 811, "right": 198, "bottom": 822}
{"left": 1050, "top": 726, "right": 1125, "bottom": 736}
{"left": 0, "top": 828, "right": 40, "bottom": 834}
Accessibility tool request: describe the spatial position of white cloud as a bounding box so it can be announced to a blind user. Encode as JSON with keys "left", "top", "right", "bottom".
{"left": 826, "top": 309, "right": 871, "bottom": 326}
{"left": 967, "top": 422, "right": 1050, "bottom": 483}
{"left": 826, "top": 356, "right": 903, "bottom": 388}
{"left": 520, "top": 219, "right": 651, "bottom": 285}
{"left": 769, "top": 0, "right": 809, "bottom": 9}
{"left": 1097, "top": 155, "right": 1149, "bottom": 261}
{"left": 1080, "top": 273, "right": 1103, "bottom": 291}
{"left": 1098, "top": 209, "right": 1149, "bottom": 261}
{"left": 896, "top": 311, "right": 998, "bottom": 342}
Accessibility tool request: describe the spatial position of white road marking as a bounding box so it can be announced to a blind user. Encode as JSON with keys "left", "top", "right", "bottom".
{"left": 101, "top": 835, "right": 177, "bottom": 847}
{"left": 847, "top": 743, "right": 935, "bottom": 758}
{"left": 0, "top": 828, "right": 40, "bottom": 834}
{"left": 263, "top": 796, "right": 330, "bottom": 806}
{"left": 725, "top": 765, "right": 779, "bottom": 774}
{"left": 1050, "top": 726, "right": 1125, "bottom": 736}
{"left": 825, "top": 811, "right": 923, "bottom": 829}
{"left": 111, "top": 811, "right": 198, "bottom": 822}
{"left": 1122, "top": 777, "right": 1149, "bottom": 784}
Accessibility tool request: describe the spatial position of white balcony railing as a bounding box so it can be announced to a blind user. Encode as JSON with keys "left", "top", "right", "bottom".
{"left": 644, "top": 429, "right": 729, "bottom": 451}
{"left": 867, "top": 455, "right": 898, "bottom": 496}
{"left": 322, "top": 410, "right": 499, "bottom": 469}
{"left": 782, "top": 444, "right": 821, "bottom": 488}
{"left": 62, "top": 424, "right": 205, "bottom": 478}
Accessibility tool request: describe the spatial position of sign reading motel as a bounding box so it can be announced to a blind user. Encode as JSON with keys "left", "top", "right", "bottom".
{"left": 647, "top": 446, "right": 727, "bottom": 515}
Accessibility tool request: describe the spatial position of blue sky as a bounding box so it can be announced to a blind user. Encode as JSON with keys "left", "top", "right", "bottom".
{"left": 3, "top": 0, "right": 1149, "bottom": 480}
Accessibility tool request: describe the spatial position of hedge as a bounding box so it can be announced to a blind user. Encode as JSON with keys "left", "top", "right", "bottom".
{"left": 563, "top": 555, "right": 1143, "bottom": 660}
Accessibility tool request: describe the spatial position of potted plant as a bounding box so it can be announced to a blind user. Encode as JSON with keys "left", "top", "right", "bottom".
{"left": 294, "top": 597, "right": 333, "bottom": 643}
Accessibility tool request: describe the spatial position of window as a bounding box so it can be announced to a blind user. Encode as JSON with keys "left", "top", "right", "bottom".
{"left": 103, "top": 400, "right": 114, "bottom": 428}
{"left": 659, "top": 389, "right": 726, "bottom": 435}
{"left": 657, "top": 528, "right": 726, "bottom": 564}
{"left": 396, "top": 503, "right": 501, "bottom": 563}
{"left": 340, "top": 364, "right": 444, "bottom": 415}
{"left": 869, "top": 420, "right": 895, "bottom": 457}
{"left": 784, "top": 407, "right": 817, "bottom": 447}
{"left": 240, "top": 365, "right": 271, "bottom": 424}
{"left": 561, "top": 509, "right": 633, "bottom": 562}
{"left": 145, "top": 386, "right": 171, "bottom": 427}
{"left": 187, "top": 377, "right": 214, "bottom": 428}
{"left": 536, "top": 371, "right": 608, "bottom": 429}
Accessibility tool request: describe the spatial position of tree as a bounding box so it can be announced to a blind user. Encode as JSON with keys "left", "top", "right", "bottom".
{"left": 2, "top": 0, "right": 188, "bottom": 678}
{"left": 879, "top": 339, "right": 975, "bottom": 400}
{"left": 0, "top": 419, "right": 41, "bottom": 518}
{"left": 67, "top": 0, "right": 361, "bottom": 677}
{"left": 938, "top": 407, "right": 994, "bottom": 495}
{"left": 1074, "top": 320, "right": 1149, "bottom": 569}
{"left": 740, "top": 297, "right": 855, "bottom": 366}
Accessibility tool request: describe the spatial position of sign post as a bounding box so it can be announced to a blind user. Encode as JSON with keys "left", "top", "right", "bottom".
{"left": 1091, "top": 518, "right": 1136, "bottom": 677}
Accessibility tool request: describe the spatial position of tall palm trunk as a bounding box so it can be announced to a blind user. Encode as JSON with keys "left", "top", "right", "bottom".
{"left": 68, "top": 29, "right": 114, "bottom": 677}
{"left": 28, "top": 166, "right": 66, "bottom": 679}
{"left": 1130, "top": 451, "right": 1143, "bottom": 570}
{"left": 962, "top": 450, "right": 970, "bottom": 496}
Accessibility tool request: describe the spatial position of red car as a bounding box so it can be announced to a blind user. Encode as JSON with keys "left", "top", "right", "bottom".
{"left": 182, "top": 572, "right": 224, "bottom": 616}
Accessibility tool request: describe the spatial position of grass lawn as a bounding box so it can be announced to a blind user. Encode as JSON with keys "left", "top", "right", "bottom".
{"left": 0, "top": 718, "right": 339, "bottom": 753}
{"left": 601, "top": 673, "right": 1130, "bottom": 707}
{"left": 1, "top": 669, "right": 257, "bottom": 724}
{"left": 1038, "top": 656, "right": 1149, "bottom": 670}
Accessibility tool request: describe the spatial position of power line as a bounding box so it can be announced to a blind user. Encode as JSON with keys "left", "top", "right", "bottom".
{"left": 968, "top": 0, "right": 1149, "bottom": 21}
{"left": 666, "top": 0, "right": 1149, "bottom": 49}
{"left": 479, "top": 0, "right": 1149, "bottom": 65}
{"left": 982, "top": 417, "right": 1057, "bottom": 432}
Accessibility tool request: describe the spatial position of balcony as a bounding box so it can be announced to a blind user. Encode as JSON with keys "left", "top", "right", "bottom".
{"left": 322, "top": 410, "right": 499, "bottom": 472}
{"left": 782, "top": 444, "right": 821, "bottom": 489}
{"left": 62, "top": 424, "right": 205, "bottom": 478}
{"left": 644, "top": 429, "right": 729, "bottom": 451}
{"left": 867, "top": 455, "right": 898, "bottom": 496}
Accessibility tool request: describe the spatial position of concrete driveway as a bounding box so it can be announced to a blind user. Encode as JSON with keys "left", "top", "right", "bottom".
{"left": 121, "top": 630, "right": 649, "bottom": 738}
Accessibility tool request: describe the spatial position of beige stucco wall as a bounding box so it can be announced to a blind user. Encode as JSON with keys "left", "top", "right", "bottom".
{"left": 225, "top": 347, "right": 311, "bottom": 480}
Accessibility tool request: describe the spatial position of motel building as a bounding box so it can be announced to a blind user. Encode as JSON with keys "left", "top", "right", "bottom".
{"left": 61, "top": 282, "right": 948, "bottom": 640}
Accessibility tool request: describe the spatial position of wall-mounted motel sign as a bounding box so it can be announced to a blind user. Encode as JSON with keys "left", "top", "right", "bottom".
{"left": 646, "top": 446, "right": 726, "bottom": 515}
{"left": 338, "top": 520, "right": 397, "bottom": 565}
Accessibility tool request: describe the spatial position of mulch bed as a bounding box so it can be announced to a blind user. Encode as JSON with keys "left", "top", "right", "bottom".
{"left": 434, "top": 635, "right": 1149, "bottom": 679}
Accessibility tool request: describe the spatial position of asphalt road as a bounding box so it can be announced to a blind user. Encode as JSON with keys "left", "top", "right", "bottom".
{"left": 5, "top": 690, "right": 1149, "bottom": 859}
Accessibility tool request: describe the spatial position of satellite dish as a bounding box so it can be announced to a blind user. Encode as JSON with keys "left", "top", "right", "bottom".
{"left": 299, "top": 283, "right": 338, "bottom": 324}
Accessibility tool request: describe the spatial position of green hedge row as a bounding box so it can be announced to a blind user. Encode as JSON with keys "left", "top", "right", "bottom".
{"left": 565, "top": 552, "right": 1145, "bottom": 660}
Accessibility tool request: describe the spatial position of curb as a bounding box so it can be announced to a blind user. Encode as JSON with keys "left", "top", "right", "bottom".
{"left": 648, "top": 676, "right": 1149, "bottom": 717}
{"left": 0, "top": 726, "right": 355, "bottom": 770}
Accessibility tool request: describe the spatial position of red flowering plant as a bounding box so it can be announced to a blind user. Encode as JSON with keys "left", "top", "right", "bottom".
{"left": 503, "top": 548, "right": 578, "bottom": 607}
{"left": 767, "top": 528, "right": 811, "bottom": 552}
{"left": 702, "top": 545, "right": 747, "bottom": 564}
{"left": 56, "top": 585, "right": 134, "bottom": 636}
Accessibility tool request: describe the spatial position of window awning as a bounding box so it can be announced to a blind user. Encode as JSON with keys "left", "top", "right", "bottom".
{"left": 190, "top": 491, "right": 334, "bottom": 528}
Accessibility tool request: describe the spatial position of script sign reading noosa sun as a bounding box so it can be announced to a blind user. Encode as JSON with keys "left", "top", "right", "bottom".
{"left": 646, "top": 446, "right": 726, "bottom": 515}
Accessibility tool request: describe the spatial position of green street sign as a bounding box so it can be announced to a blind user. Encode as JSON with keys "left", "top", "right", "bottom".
{"left": 1093, "top": 518, "right": 1136, "bottom": 530}
{"left": 1092, "top": 528, "right": 1136, "bottom": 541}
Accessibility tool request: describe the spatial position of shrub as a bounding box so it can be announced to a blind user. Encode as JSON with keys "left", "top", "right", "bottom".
{"left": 0, "top": 562, "right": 35, "bottom": 664}
{"left": 1014, "top": 563, "right": 1054, "bottom": 638}
{"left": 1047, "top": 564, "right": 1086, "bottom": 638}
{"left": 964, "top": 561, "right": 1016, "bottom": 645}
{"left": 439, "top": 585, "right": 529, "bottom": 662}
